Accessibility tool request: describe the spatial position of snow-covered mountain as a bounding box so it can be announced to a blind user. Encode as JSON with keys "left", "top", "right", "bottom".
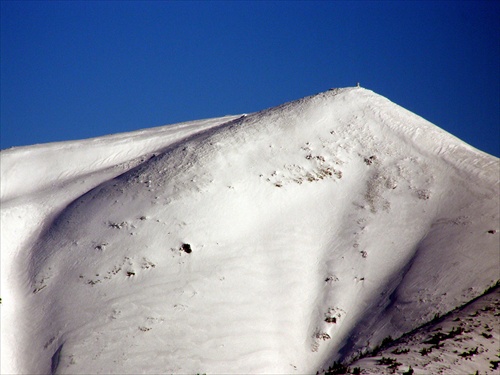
{"left": 1, "top": 87, "right": 498, "bottom": 374}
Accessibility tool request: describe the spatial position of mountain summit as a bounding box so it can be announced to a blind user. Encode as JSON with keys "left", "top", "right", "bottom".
{"left": 1, "top": 87, "right": 498, "bottom": 374}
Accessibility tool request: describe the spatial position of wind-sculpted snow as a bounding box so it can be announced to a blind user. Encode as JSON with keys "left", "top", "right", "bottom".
{"left": 1, "top": 88, "right": 498, "bottom": 374}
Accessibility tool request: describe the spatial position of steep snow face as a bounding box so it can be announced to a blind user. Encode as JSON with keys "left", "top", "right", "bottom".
{"left": 1, "top": 88, "right": 498, "bottom": 374}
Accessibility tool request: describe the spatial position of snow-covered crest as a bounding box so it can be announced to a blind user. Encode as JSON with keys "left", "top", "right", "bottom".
{"left": 1, "top": 87, "right": 498, "bottom": 374}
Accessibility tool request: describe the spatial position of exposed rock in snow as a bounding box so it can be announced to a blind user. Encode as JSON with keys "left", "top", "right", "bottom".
{"left": 1, "top": 87, "right": 498, "bottom": 374}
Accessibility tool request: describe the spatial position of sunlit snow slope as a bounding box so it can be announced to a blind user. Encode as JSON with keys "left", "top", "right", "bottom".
{"left": 1, "top": 87, "right": 498, "bottom": 374}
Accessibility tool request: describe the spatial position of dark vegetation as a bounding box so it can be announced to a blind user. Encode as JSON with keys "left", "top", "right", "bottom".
{"left": 490, "top": 359, "right": 499, "bottom": 370}
{"left": 458, "top": 347, "right": 479, "bottom": 359}
{"left": 424, "top": 326, "right": 464, "bottom": 345}
{"left": 323, "top": 361, "right": 361, "bottom": 375}
{"left": 377, "top": 357, "right": 402, "bottom": 372}
{"left": 391, "top": 347, "right": 410, "bottom": 355}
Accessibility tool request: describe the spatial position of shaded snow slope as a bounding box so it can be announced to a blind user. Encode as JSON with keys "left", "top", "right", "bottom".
{"left": 1, "top": 87, "right": 498, "bottom": 374}
{"left": 345, "top": 285, "right": 500, "bottom": 375}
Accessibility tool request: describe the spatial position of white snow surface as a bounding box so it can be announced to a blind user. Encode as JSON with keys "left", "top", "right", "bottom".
{"left": 1, "top": 87, "right": 498, "bottom": 374}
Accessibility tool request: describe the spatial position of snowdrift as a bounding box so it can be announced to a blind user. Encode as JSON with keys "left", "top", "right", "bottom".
{"left": 1, "top": 87, "right": 498, "bottom": 374}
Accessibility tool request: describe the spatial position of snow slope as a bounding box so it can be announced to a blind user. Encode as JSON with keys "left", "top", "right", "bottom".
{"left": 1, "top": 87, "right": 498, "bottom": 374}
{"left": 346, "top": 285, "right": 500, "bottom": 375}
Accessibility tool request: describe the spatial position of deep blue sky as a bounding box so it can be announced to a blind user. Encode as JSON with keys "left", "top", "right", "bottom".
{"left": 1, "top": 1, "right": 499, "bottom": 156}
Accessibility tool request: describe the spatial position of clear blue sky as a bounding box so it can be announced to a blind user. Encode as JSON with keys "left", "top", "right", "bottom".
{"left": 1, "top": 1, "right": 499, "bottom": 156}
